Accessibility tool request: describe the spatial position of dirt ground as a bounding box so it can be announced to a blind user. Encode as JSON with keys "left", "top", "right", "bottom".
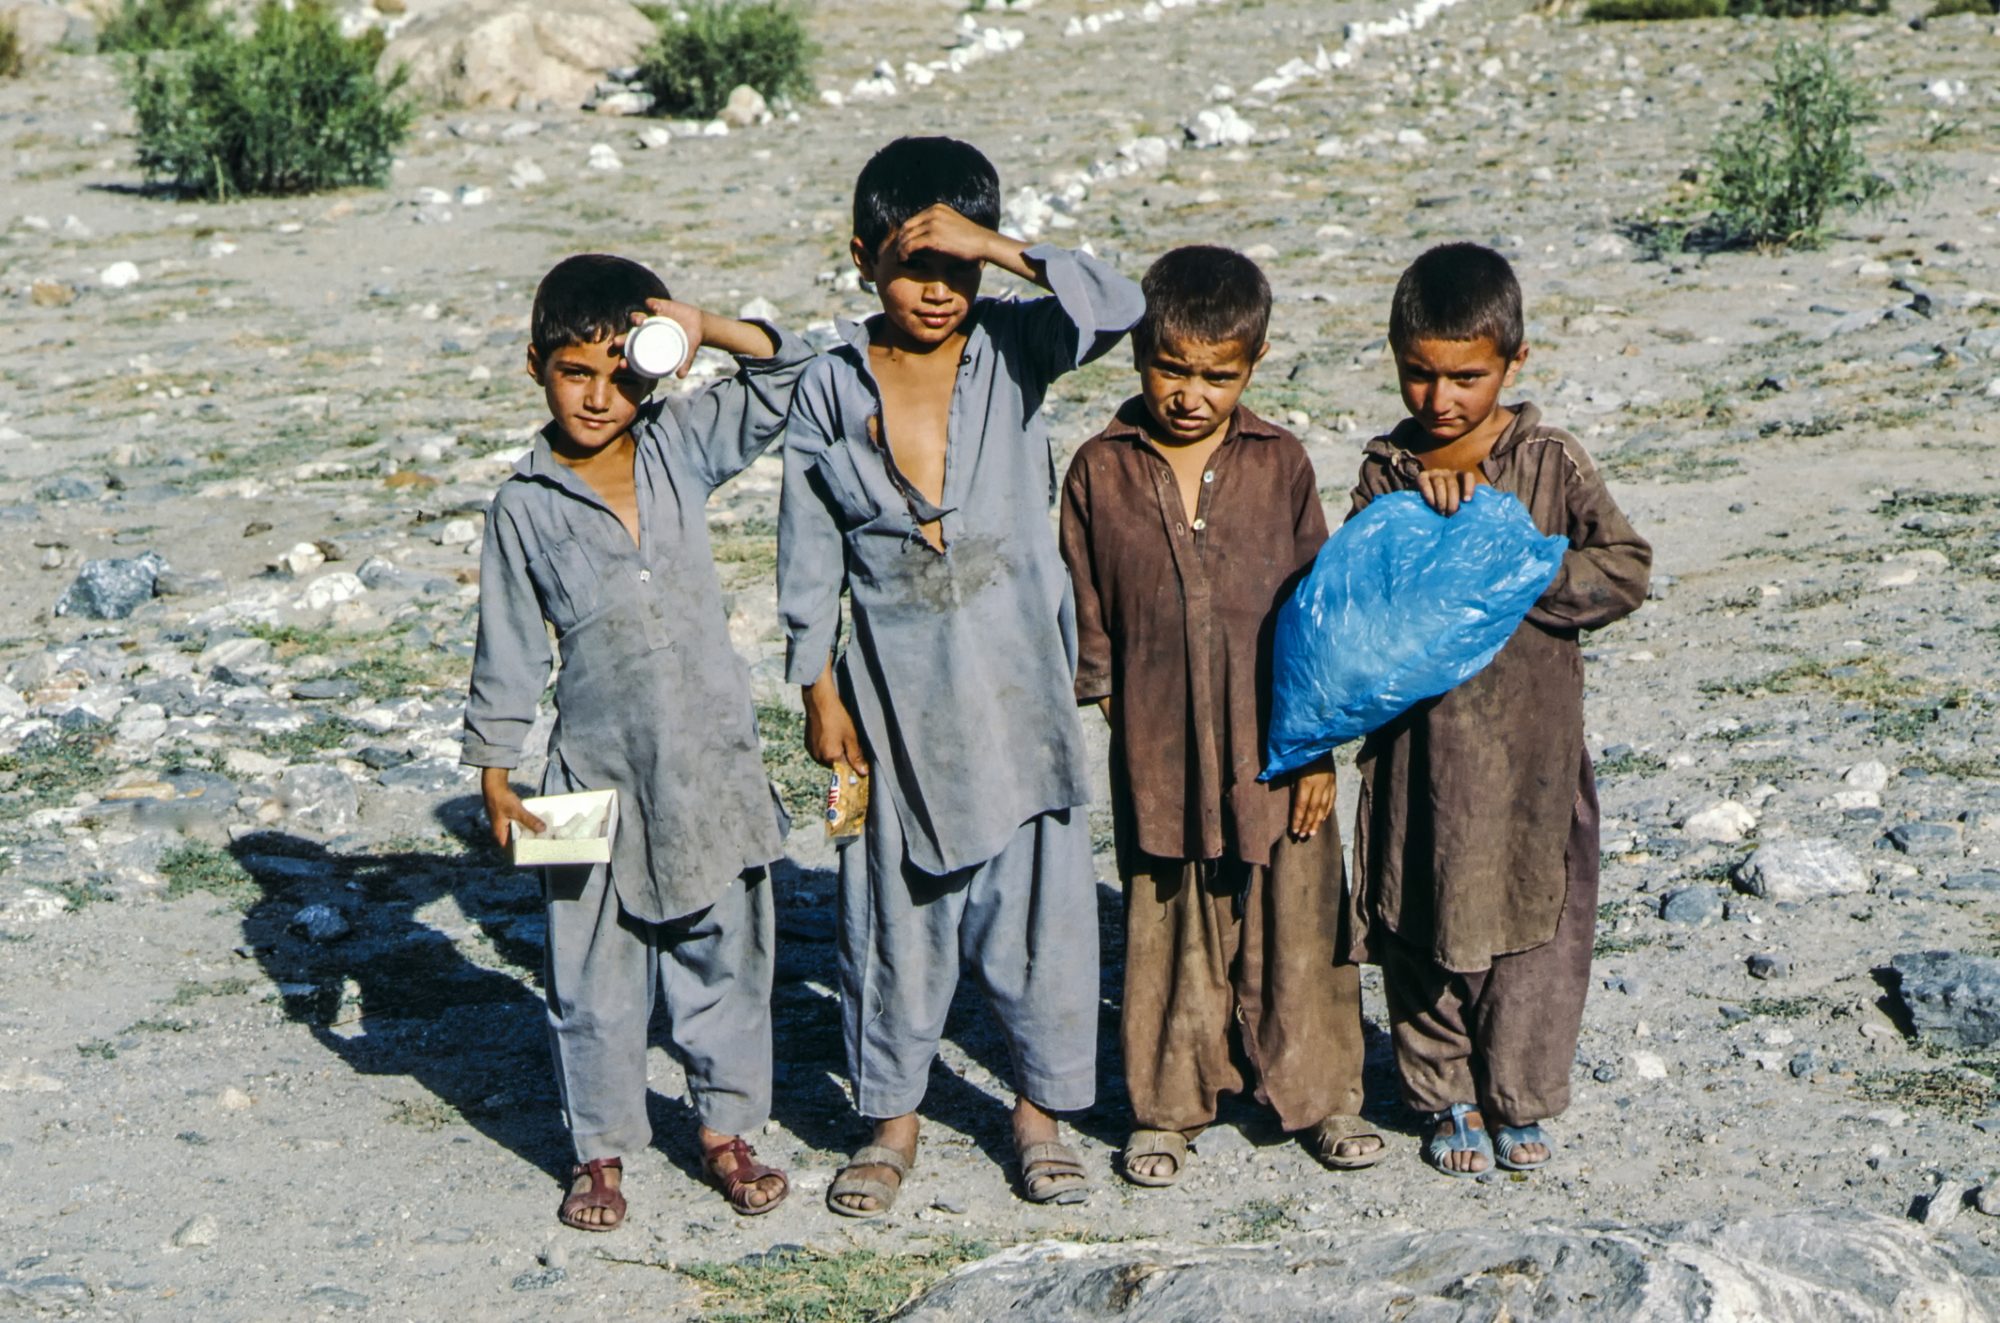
{"left": 1, "top": 0, "right": 1998, "bottom": 1317}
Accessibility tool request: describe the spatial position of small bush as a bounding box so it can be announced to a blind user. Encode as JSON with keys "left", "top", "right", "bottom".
{"left": 99, "top": 0, "right": 226, "bottom": 54}
{"left": 1704, "top": 39, "right": 1890, "bottom": 249}
{"left": 0, "top": 14, "right": 24, "bottom": 78}
{"left": 1587, "top": 0, "right": 1881, "bottom": 17}
{"left": 637, "top": 0, "right": 815, "bottom": 119}
{"left": 127, "top": 0, "right": 410, "bottom": 200}
{"left": 1926, "top": 0, "right": 1998, "bottom": 16}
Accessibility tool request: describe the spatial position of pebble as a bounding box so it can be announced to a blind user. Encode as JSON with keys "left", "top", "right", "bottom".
{"left": 1788, "top": 1050, "right": 1816, "bottom": 1079}
{"left": 1886, "top": 822, "right": 1962, "bottom": 858}
{"left": 271, "top": 542, "right": 327, "bottom": 577}
{"left": 1975, "top": 1185, "right": 2000, "bottom": 1217}
{"left": 511, "top": 1267, "right": 567, "bottom": 1291}
{"left": 1920, "top": 1178, "right": 1969, "bottom": 1228}
{"left": 1733, "top": 838, "right": 1868, "bottom": 902}
{"left": 1842, "top": 760, "right": 1892, "bottom": 793}
{"left": 1683, "top": 801, "right": 1756, "bottom": 843}
{"left": 169, "top": 1213, "right": 220, "bottom": 1249}
{"left": 509, "top": 159, "right": 547, "bottom": 189}
{"left": 435, "top": 518, "right": 479, "bottom": 548}
{"left": 586, "top": 144, "right": 623, "bottom": 172}
{"left": 721, "top": 84, "right": 770, "bottom": 126}
{"left": 99, "top": 260, "right": 141, "bottom": 288}
{"left": 289, "top": 904, "right": 352, "bottom": 943}
{"left": 1660, "top": 886, "right": 1723, "bottom": 927}
{"left": 295, "top": 572, "right": 366, "bottom": 611}
{"left": 1747, "top": 952, "right": 1792, "bottom": 981}
{"left": 1631, "top": 1052, "right": 1667, "bottom": 1080}
{"left": 53, "top": 553, "right": 165, "bottom": 620}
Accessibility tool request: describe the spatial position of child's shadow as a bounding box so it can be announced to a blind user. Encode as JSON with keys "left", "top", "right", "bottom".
{"left": 231, "top": 796, "right": 568, "bottom": 1182}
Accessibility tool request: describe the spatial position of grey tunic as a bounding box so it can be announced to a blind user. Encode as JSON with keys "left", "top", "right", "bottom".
{"left": 463, "top": 327, "right": 813, "bottom": 923}
{"left": 777, "top": 245, "right": 1144, "bottom": 875}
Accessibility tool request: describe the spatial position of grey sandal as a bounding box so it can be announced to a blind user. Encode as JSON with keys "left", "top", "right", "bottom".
{"left": 1495, "top": 1123, "right": 1552, "bottom": 1172}
{"left": 1017, "top": 1139, "right": 1092, "bottom": 1205}
{"left": 1119, "top": 1129, "right": 1190, "bottom": 1188}
{"left": 1425, "top": 1102, "right": 1495, "bottom": 1178}
{"left": 826, "top": 1143, "right": 914, "bottom": 1219}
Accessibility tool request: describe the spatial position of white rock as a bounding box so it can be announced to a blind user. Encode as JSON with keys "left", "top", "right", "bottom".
{"left": 0, "top": 1060, "right": 64, "bottom": 1092}
{"left": 635, "top": 126, "right": 672, "bottom": 149}
{"left": 1, "top": 887, "right": 71, "bottom": 923}
{"left": 1828, "top": 789, "right": 1880, "bottom": 811}
{"left": 593, "top": 90, "right": 653, "bottom": 116}
{"left": 587, "top": 143, "right": 623, "bottom": 172}
{"left": 99, "top": 261, "right": 141, "bottom": 289}
{"left": 295, "top": 572, "right": 366, "bottom": 611}
{"left": 1683, "top": 800, "right": 1757, "bottom": 843}
{"left": 1632, "top": 1051, "right": 1667, "bottom": 1080}
{"left": 219, "top": 1087, "right": 253, "bottom": 1110}
{"left": 169, "top": 1213, "right": 220, "bottom": 1249}
{"left": 379, "top": 0, "right": 656, "bottom": 109}
{"left": 456, "top": 185, "right": 490, "bottom": 207}
{"left": 738, "top": 296, "right": 780, "bottom": 324}
{"left": 435, "top": 518, "right": 479, "bottom": 547}
{"left": 508, "top": 158, "right": 548, "bottom": 188}
{"left": 271, "top": 542, "right": 327, "bottom": 578}
{"left": 1733, "top": 838, "right": 1869, "bottom": 902}
{"left": 224, "top": 748, "right": 287, "bottom": 779}
{"left": 1842, "top": 760, "right": 1891, "bottom": 793}
{"left": 720, "top": 83, "right": 769, "bottom": 126}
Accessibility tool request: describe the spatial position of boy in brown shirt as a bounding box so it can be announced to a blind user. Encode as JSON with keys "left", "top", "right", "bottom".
{"left": 1060, "top": 246, "right": 1379, "bottom": 1187}
{"left": 1350, "top": 243, "right": 1651, "bottom": 1177}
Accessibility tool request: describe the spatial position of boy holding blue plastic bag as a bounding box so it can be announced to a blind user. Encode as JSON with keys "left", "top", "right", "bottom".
{"left": 1349, "top": 243, "right": 1650, "bottom": 1178}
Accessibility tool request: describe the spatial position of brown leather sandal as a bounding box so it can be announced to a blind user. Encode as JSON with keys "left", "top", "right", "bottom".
{"left": 703, "top": 1137, "right": 790, "bottom": 1217}
{"left": 557, "top": 1156, "right": 626, "bottom": 1232}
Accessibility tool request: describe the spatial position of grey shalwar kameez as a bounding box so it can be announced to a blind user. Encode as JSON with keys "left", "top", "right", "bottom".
{"left": 463, "top": 326, "right": 811, "bottom": 1159}
{"left": 777, "top": 245, "right": 1144, "bottom": 1118}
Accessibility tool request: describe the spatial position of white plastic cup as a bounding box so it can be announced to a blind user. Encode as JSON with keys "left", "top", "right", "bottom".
{"left": 624, "top": 316, "right": 689, "bottom": 378}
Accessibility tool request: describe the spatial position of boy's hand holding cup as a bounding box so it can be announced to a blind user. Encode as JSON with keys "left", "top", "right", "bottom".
{"left": 623, "top": 298, "right": 703, "bottom": 379}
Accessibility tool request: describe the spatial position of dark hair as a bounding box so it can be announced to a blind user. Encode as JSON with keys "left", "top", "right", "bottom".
{"left": 1134, "top": 245, "right": 1272, "bottom": 358}
{"left": 852, "top": 136, "right": 1001, "bottom": 256}
{"left": 1388, "top": 242, "right": 1523, "bottom": 357}
{"left": 531, "top": 254, "right": 669, "bottom": 361}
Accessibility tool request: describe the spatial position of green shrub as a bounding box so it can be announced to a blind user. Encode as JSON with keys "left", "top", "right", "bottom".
{"left": 99, "top": 0, "right": 226, "bottom": 54}
{"left": 1926, "top": 0, "right": 1997, "bottom": 16}
{"left": 637, "top": 0, "right": 815, "bottom": 119}
{"left": 1587, "top": 0, "right": 1882, "bottom": 17}
{"left": 1704, "top": 39, "right": 1890, "bottom": 249}
{"left": 127, "top": 0, "right": 410, "bottom": 200}
{"left": 0, "top": 14, "right": 23, "bottom": 78}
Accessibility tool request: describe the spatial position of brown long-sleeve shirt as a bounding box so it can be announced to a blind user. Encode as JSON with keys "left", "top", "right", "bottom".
{"left": 1350, "top": 402, "right": 1650, "bottom": 973}
{"left": 1061, "top": 400, "right": 1327, "bottom": 866}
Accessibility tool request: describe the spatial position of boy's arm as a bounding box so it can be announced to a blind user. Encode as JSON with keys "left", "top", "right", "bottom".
{"left": 778, "top": 382, "right": 848, "bottom": 694}
{"left": 648, "top": 302, "right": 815, "bottom": 490}
{"left": 1057, "top": 453, "right": 1113, "bottom": 712}
{"left": 1526, "top": 449, "right": 1652, "bottom": 632}
{"left": 461, "top": 502, "right": 553, "bottom": 847}
{"left": 1345, "top": 456, "right": 1397, "bottom": 521}
{"left": 892, "top": 205, "right": 1143, "bottom": 386}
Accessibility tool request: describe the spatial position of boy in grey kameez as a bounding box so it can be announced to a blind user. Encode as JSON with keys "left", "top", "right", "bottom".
{"left": 777, "top": 138, "right": 1144, "bottom": 1215}
{"left": 463, "top": 255, "right": 812, "bottom": 1229}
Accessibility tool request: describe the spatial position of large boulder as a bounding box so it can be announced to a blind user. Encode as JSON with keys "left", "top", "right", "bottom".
{"left": 0, "top": 1, "right": 98, "bottom": 59}
{"left": 896, "top": 1210, "right": 2000, "bottom": 1322}
{"left": 379, "top": 0, "right": 656, "bottom": 109}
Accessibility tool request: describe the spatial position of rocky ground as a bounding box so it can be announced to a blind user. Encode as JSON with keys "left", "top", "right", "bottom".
{"left": 1, "top": 0, "right": 1999, "bottom": 1318}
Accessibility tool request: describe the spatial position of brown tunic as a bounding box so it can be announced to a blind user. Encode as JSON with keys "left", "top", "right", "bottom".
{"left": 1350, "top": 402, "right": 1650, "bottom": 974}
{"left": 1060, "top": 399, "right": 1327, "bottom": 866}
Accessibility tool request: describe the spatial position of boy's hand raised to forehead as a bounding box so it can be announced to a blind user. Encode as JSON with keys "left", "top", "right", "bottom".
{"left": 890, "top": 204, "right": 1040, "bottom": 283}
{"left": 1417, "top": 468, "right": 1484, "bottom": 518}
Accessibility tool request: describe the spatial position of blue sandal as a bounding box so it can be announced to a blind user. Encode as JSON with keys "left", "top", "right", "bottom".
{"left": 1424, "top": 1103, "right": 1494, "bottom": 1178}
{"left": 1495, "top": 1123, "right": 1552, "bottom": 1172}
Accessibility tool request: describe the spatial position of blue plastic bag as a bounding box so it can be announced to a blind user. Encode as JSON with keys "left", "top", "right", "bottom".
{"left": 1261, "top": 487, "right": 1569, "bottom": 779}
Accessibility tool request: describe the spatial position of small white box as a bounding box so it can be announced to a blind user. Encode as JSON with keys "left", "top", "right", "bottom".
{"left": 509, "top": 788, "right": 618, "bottom": 867}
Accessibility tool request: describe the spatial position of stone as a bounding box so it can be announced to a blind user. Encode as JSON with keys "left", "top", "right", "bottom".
{"left": 1887, "top": 821, "right": 1962, "bottom": 858}
{"left": 1733, "top": 838, "right": 1868, "bottom": 902}
{"left": 1632, "top": 1051, "right": 1667, "bottom": 1080}
{"left": 1975, "top": 1185, "right": 2000, "bottom": 1217}
{"left": 379, "top": 0, "right": 656, "bottom": 110}
{"left": 223, "top": 749, "right": 286, "bottom": 779}
{"left": 295, "top": 572, "right": 366, "bottom": 611}
{"left": 169, "top": 1213, "right": 220, "bottom": 1249}
{"left": 1920, "top": 1179, "right": 1969, "bottom": 1229}
{"left": 435, "top": 518, "right": 479, "bottom": 547}
{"left": 33, "top": 474, "right": 97, "bottom": 502}
{"left": 154, "top": 568, "right": 226, "bottom": 598}
{"left": 1843, "top": 760, "right": 1891, "bottom": 793}
{"left": 1747, "top": 952, "right": 1792, "bottom": 980}
{"left": 29, "top": 280, "right": 76, "bottom": 308}
{"left": 1660, "top": 886, "right": 1723, "bottom": 926}
{"left": 275, "top": 765, "right": 361, "bottom": 836}
{"left": 291, "top": 678, "right": 361, "bottom": 701}
{"left": 289, "top": 903, "right": 352, "bottom": 943}
{"left": 99, "top": 260, "right": 141, "bottom": 288}
{"left": 1942, "top": 871, "right": 2000, "bottom": 893}
{"left": 271, "top": 542, "right": 327, "bottom": 577}
{"left": 508, "top": 158, "right": 547, "bottom": 189}
{"left": 895, "top": 1211, "right": 1997, "bottom": 1321}
{"left": 720, "top": 84, "right": 769, "bottom": 126}
{"left": 200, "top": 636, "right": 274, "bottom": 674}
{"left": 53, "top": 552, "right": 165, "bottom": 620}
{"left": 1682, "top": 800, "right": 1757, "bottom": 843}
{"left": 1890, "top": 951, "right": 2000, "bottom": 1049}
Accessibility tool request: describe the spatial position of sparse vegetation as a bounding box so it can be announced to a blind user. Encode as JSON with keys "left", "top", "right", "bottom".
{"left": 0, "top": 14, "right": 25, "bottom": 78}
{"left": 98, "top": 0, "right": 226, "bottom": 54}
{"left": 127, "top": 0, "right": 411, "bottom": 199}
{"left": 637, "top": 0, "right": 816, "bottom": 119}
{"left": 1925, "top": 0, "right": 1997, "bottom": 15}
{"left": 160, "top": 841, "right": 258, "bottom": 907}
{"left": 1702, "top": 40, "right": 1892, "bottom": 250}
{"left": 756, "top": 700, "right": 824, "bottom": 828}
{"left": 0, "top": 731, "right": 113, "bottom": 819}
{"left": 674, "top": 1240, "right": 991, "bottom": 1323}
{"left": 1588, "top": 0, "right": 1882, "bottom": 16}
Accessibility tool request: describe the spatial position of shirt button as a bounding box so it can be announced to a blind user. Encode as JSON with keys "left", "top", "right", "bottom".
{"left": 1176, "top": 523, "right": 1186, "bottom": 534}
{"left": 1192, "top": 518, "right": 1206, "bottom": 531}
{"left": 638, "top": 569, "right": 651, "bottom": 582}
{"left": 1203, "top": 471, "right": 1214, "bottom": 484}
